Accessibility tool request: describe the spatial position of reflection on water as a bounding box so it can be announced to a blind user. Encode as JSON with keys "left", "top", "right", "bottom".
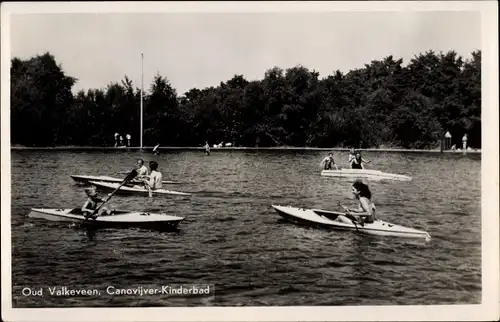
{"left": 10, "top": 150, "right": 481, "bottom": 307}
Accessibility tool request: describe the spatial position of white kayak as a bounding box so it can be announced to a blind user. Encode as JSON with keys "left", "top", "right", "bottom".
{"left": 89, "top": 181, "right": 191, "bottom": 197}
{"left": 272, "top": 205, "right": 430, "bottom": 240}
{"left": 28, "top": 208, "right": 184, "bottom": 230}
{"left": 321, "top": 169, "right": 412, "bottom": 181}
{"left": 70, "top": 174, "right": 182, "bottom": 185}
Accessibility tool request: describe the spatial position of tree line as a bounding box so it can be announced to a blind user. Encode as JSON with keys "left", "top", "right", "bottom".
{"left": 10, "top": 50, "right": 481, "bottom": 148}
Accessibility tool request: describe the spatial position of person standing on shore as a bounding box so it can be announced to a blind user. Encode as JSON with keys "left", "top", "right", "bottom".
{"left": 204, "top": 141, "right": 210, "bottom": 156}
{"left": 462, "top": 134, "right": 468, "bottom": 152}
{"left": 126, "top": 134, "right": 131, "bottom": 147}
{"left": 445, "top": 131, "right": 452, "bottom": 150}
{"left": 114, "top": 133, "right": 119, "bottom": 147}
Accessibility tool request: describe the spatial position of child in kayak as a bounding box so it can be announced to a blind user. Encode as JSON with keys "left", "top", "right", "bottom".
{"left": 142, "top": 161, "right": 163, "bottom": 197}
{"left": 344, "top": 180, "right": 376, "bottom": 225}
{"left": 321, "top": 152, "right": 338, "bottom": 170}
{"left": 350, "top": 151, "right": 371, "bottom": 169}
{"left": 81, "top": 186, "right": 113, "bottom": 218}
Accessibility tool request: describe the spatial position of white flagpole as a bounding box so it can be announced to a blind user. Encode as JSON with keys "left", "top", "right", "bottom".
{"left": 140, "top": 53, "right": 144, "bottom": 151}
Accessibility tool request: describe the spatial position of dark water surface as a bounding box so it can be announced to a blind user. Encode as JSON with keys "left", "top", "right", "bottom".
{"left": 10, "top": 150, "right": 481, "bottom": 307}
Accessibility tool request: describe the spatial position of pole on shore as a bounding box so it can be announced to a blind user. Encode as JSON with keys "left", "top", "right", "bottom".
{"left": 140, "top": 53, "right": 144, "bottom": 151}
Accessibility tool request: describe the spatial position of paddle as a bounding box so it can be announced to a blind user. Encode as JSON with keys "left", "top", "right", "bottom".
{"left": 338, "top": 202, "right": 361, "bottom": 231}
{"left": 82, "top": 169, "right": 138, "bottom": 225}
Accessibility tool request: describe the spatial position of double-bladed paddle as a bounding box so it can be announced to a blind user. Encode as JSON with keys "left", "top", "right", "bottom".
{"left": 81, "top": 169, "right": 138, "bottom": 226}
{"left": 338, "top": 202, "right": 361, "bottom": 231}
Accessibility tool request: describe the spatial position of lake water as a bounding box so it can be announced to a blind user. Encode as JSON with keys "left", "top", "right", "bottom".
{"left": 10, "top": 150, "right": 481, "bottom": 307}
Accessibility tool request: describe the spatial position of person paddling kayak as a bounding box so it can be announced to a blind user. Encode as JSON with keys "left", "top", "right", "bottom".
{"left": 321, "top": 152, "right": 338, "bottom": 170}
{"left": 348, "top": 148, "right": 356, "bottom": 163}
{"left": 142, "top": 161, "right": 163, "bottom": 197}
{"left": 82, "top": 186, "right": 113, "bottom": 218}
{"left": 350, "top": 151, "right": 370, "bottom": 169}
{"left": 136, "top": 159, "right": 149, "bottom": 178}
{"left": 343, "top": 180, "right": 376, "bottom": 225}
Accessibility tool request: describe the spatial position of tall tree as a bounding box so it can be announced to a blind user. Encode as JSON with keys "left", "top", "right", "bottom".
{"left": 11, "top": 53, "right": 76, "bottom": 146}
{"left": 143, "top": 74, "right": 178, "bottom": 145}
{"left": 11, "top": 50, "right": 481, "bottom": 149}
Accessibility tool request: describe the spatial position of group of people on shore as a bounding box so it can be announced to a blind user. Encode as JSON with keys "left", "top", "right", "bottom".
{"left": 444, "top": 131, "right": 469, "bottom": 152}
{"left": 114, "top": 133, "right": 132, "bottom": 147}
{"left": 321, "top": 149, "right": 371, "bottom": 170}
{"left": 81, "top": 159, "right": 163, "bottom": 218}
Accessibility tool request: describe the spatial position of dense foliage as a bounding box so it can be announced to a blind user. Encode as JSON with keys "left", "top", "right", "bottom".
{"left": 10, "top": 50, "right": 481, "bottom": 148}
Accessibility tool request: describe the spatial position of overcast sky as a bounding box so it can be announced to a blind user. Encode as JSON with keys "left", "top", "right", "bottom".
{"left": 10, "top": 10, "right": 480, "bottom": 95}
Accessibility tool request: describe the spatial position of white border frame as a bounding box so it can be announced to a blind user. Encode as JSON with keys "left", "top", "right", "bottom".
{"left": 1, "top": 1, "right": 498, "bottom": 321}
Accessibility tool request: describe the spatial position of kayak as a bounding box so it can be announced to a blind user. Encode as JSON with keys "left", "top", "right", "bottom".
{"left": 70, "top": 174, "right": 182, "bottom": 185}
{"left": 28, "top": 208, "right": 184, "bottom": 230}
{"left": 89, "top": 181, "right": 191, "bottom": 196}
{"left": 321, "top": 169, "right": 412, "bottom": 181}
{"left": 272, "top": 205, "right": 430, "bottom": 240}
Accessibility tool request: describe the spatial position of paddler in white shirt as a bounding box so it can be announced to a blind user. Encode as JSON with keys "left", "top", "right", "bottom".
{"left": 142, "top": 161, "right": 163, "bottom": 197}
{"left": 136, "top": 159, "right": 149, "bottom": 180}
{"left": 321, "top": 152, "right": 338, "bottom": 170}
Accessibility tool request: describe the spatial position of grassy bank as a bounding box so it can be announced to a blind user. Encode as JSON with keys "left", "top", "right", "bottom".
{"left": 9, "top": 146, "right": 482, "bottom": 154}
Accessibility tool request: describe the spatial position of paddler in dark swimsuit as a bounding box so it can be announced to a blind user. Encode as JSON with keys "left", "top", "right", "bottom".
{"left": 350, "top": 151, "right": 370, "bottom": 169}
{"left": 345, "top": 180, "right": 376, "bottom": 225}
{"left": 321, "top": 152, "right": 338, "bottom": 170}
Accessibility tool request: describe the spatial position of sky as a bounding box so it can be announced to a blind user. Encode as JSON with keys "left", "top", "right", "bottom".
{"left": 10, "top": 10, "right": 481, "bottom": 95}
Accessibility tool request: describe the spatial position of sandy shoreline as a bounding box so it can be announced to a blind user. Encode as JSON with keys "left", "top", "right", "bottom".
{"left": 9, "top": 146, "right": 481, "bottom": 154}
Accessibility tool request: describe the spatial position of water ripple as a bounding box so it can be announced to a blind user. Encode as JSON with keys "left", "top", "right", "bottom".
{"left": 10, "top": 150, "right": 481, "bottom": 307}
